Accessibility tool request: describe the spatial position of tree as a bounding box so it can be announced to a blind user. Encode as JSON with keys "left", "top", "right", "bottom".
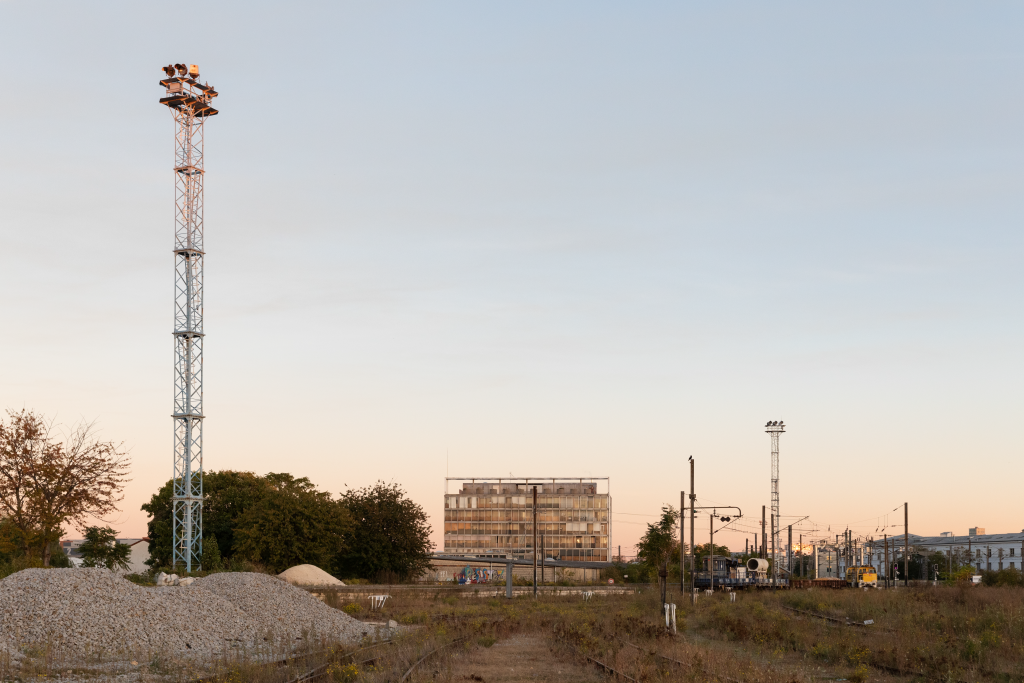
{"left": 0, "top": 410, "right": 47, "bottom": 556}
{"left": 232, "top": 473, "right": 349, "bottom": 574}
{"left": 142, "top": 470, "right": 273, "bottom": 569}
{"left": 79, "top": 526, "right": 131, "bottom": 570}
{"left": 635, "top": 505, "right": 679, "bottom": 605}
{"left": 201, "top": 535, "right": 223, "bottom": 570}
{"left": 337, "top": 481, "right": 433, "bottom": 582}
{"left": 693, "top": 542, "right": 732, "bottom": 562}
{"left": 0, "top": 410, "right": 130, "bottom": 565}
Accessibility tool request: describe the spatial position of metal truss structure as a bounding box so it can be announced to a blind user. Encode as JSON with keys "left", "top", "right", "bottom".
{"left": 765, "top": 420, "right": 785, "bottom": 582}
{"left": 158, "top": 64, "right": 219, "bottom": 571}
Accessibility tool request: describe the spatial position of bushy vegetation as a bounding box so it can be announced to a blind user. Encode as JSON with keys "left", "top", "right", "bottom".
{"left": 142, "top": 474, "right": 433, "bottom": 580}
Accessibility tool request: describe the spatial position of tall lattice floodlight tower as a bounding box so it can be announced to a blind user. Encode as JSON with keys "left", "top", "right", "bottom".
{"left": 765, "top": 420, "right": 785, "bottom": 582}
{"left": 158, "top": 63, "right": 219, "bottom": 572}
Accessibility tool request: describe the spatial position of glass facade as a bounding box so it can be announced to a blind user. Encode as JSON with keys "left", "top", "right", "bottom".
{"left": 443, "top": 480, "right": 611, "bottom": 562}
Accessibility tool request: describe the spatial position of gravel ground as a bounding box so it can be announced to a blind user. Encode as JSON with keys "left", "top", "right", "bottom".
{"left": 0, "top": 568, "right": 374, "bottom": 673}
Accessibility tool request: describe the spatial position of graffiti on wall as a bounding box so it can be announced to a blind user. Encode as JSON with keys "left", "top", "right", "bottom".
{"left": 456, "top": 566, "right": 504, "bottom": 584}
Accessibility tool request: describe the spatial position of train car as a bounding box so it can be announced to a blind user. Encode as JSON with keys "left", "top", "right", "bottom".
{"left": 845, "top": 565, "right": 877, "bottom": 588}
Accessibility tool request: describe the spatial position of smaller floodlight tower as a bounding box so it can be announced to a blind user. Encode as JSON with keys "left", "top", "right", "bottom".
{"left": 765, "top": 420, "right": 785, "bottom": 583}
{"left": 158, "top": 63, "right": 219, "bottom": 572}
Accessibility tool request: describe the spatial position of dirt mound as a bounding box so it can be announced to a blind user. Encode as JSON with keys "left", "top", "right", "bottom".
{"left": 278, "top": 564, "right": 346, "bottom": 587}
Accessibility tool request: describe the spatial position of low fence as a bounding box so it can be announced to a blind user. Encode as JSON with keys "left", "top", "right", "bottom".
{"left": 790, "top": 579, "right": 845, "bottom": 589}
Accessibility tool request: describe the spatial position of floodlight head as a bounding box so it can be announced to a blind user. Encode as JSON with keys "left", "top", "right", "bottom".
{"left": 175, "top": 63, "right": 187, "bottom": 76}
{"left": 162, "top": 65, "right": 176, "bottom": 78}
{"left": 189, "top": 64, "right": 199, "bottom": 78}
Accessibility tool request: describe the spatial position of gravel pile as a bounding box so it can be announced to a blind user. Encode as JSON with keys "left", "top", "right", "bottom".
{"left": 196, "top": 572, "right": 368, "bottom": 642}
{"left": 0, "top": 569, "right": 372, "bottom": 667}
{"left": 278, "top": 564, "right": 345, "bottom": 587}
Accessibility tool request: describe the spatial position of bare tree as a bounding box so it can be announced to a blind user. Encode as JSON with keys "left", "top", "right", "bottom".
{"left": 0, "top": 410, "right": 131, "bottom": 565}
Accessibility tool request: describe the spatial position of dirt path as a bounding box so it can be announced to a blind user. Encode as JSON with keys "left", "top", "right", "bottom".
{"left": 444, "top": 635, "right": 607, "bottom": 683}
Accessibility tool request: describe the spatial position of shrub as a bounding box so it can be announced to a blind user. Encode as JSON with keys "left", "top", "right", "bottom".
{"left": 201, "top": 535, "right": 223, "bottom": 571}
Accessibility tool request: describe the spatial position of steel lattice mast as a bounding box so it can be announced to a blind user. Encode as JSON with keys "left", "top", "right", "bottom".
{"left": 158, "top": 64, "right": 219, "bottom": 572}
{"left": 765, "top": 420, "right": 784, "bottom": 583}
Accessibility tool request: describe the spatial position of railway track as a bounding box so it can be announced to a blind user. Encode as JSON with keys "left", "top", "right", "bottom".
{"left": 280, "top": 640, "right": 396, "bottom": 683}
{"left": 619, "top": 638, "right": 743, "bottom": 683}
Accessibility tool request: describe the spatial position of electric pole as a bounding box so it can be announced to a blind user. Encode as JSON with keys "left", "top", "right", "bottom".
{"left": 904, "top": 502, "right": 909, "bottom": 586}
{"left": 761, "top": 506, "right": 766, "bottom": 560}
{"left": 689, "top": 456, "right": 695, "bottom": 602}
{"left": 680, "top": 490, "right": 685, "bottom": 593}
{"left": 532, "top": 486, "right": 537, "bottom": 598}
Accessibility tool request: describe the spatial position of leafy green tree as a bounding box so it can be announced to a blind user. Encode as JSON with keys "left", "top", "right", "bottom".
{"left": 231, "top": 473, "right": 349, "bottom": 574}
{"left": 201, "top": 535, "right": 223, "bottom": 570}
{"left": 693, "top": 542, "right": 733, "bottom": 562}
{"left": 336, "top": 481, "right": 433, "bottom": 582}
{"left": 142, "top": 470, "right": 273, "bottom": 569}
{"left": 79, "top": 526, "right": 131, "bottom": 570}
{"left": 636, "top": 505, "right": 679, "bottom": 603}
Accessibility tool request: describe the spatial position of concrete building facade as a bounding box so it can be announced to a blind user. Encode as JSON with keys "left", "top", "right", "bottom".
{"left": 443, "top": 477, "right": 611, "bottom": 562}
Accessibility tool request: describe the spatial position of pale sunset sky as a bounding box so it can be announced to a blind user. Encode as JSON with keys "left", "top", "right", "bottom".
{"left": 1, "top": 2, "right": 1021, "bottom": 554}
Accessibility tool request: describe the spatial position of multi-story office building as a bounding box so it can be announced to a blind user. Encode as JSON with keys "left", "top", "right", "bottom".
{"left": 443, "top": 478, "right": 611, "bottom": 562}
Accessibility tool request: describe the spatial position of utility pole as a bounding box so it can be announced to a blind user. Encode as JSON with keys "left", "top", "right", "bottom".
{"left": 680, "top": 490, "right": 685, "bottom": 593}
{"left": 709, "top": 510, "right": 714, "bottom": 594}
{"left": 884, "top": 533, "right": 889, "bottom": 587}
{"left": 541, "top": 534, "right": 545, "bottom": 585}
{"left": 689, "top": 457, "right": 695, "bottom": 602}
{"left": 761, "top": 506, "right": 767, "bottom": 560}
{"left": 904, "top": 502, "right": 909, "bottom": 587}
{"left": 787, "top": 525, "right": 792, "bottom": 578}
{"left": 799, "top": 533, "right": 803, "bottom": 577}
{"left": 532, "top": 486, "right": 538, "bottom": 598}
{"left": 770, "top": 513, "right": 776, "bottom": 585}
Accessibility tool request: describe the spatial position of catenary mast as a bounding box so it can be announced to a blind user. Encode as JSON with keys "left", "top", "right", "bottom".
{"left": 158, "top": 64, "right": 219, "bottom": 571}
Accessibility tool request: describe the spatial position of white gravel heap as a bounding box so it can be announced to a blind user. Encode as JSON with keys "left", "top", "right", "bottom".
{"left": 278, "top": 564, "right": 345, "bottom": 587}
{"left": 196, "top": 572, "right": 364, "bottom": 641}
{"left": 0, "top": 569, "right": 372, "bottom": 665}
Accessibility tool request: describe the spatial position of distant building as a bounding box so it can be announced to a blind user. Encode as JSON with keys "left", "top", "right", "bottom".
{"left": 60, "top": 537, "right": 150, "bottom": 573}
{"left": 865, "top": 531, "right": 1024, "bottom": 573}
{"left": 443, "top": 478, "right": 611, "bottom": 562}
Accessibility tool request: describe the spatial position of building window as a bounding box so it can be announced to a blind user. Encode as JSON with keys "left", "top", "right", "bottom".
{"left": 1012, "top": 548, "right": 1016, "bottom": 557}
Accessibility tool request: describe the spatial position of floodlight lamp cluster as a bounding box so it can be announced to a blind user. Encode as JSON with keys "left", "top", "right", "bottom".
{"left": 765, "top": 420, "right": 784, "bottom": 427}
{"left": 162, "top": 63, "right": 200, "bottom": 80}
